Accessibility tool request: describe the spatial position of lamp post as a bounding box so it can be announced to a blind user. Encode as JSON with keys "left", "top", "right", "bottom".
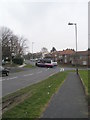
{"left": 32, "top": 42, "right": 34, "bottom": 59}
{"left": 68, "top": 22, "right": 78, "bottom": 74}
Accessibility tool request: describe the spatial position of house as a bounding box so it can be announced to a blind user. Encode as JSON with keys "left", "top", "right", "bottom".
{"left": 44, "top": 49, "right": 90, "bottom": 66}
{"left": 59, "top": 49, "right": 75, "bottom": 64}
{"left": 71, "top": 50, "right": 89, "bottom": 66}
{"left": 44, "top": 49, "right": 75, "bottom": 63}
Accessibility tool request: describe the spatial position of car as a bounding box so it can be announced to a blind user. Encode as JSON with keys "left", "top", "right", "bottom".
{"left": 0, "top": 66, "right": 9, "bottom": 76}
{"left": 2, "top": 60, "right": 5, "bottom": 65}
{"left": 52, "top": 61, "right": 57, "bottom": 66}
{"left": 36, "top": 59, "right": 54, "bottom": 68}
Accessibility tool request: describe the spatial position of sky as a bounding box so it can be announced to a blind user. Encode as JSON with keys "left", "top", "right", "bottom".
{"left": 0, "top": 0, "right": 89, "bottom": 53}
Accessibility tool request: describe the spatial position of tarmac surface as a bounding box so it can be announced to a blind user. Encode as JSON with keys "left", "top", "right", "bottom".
{"left": 41, "top": 72, "right": 88, "bottom": 118}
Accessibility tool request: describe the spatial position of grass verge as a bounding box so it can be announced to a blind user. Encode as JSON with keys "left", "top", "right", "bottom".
{"left": 2, "top": 71, "right": 68, "bottom": 119}
{"left": 24, "top": 64, "right": 35, "bottom": 68}
{"left": 79, "top": 70, "right": 90, "bottom": 115}
{"left": 79, "top": 70, "right": 88, "bottom": 94}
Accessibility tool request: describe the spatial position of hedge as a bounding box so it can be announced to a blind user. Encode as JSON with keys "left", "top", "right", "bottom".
{"left": 13, "top": 57, "right": 24, "bottom": 65}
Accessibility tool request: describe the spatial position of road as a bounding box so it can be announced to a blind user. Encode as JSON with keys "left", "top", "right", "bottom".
{"left": 2, "top": 66, "right": 75, "bottom": 97}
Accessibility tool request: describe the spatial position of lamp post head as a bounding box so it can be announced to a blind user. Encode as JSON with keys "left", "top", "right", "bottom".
{"left": 68, "top": 22, "right": 74, "bottom": 25}
{"left": 68, "top": 22, "right": 76, "bottom": 25}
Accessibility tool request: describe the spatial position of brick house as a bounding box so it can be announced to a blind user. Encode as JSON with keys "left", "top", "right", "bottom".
{"left": 58, "top": 49, "right": 75, "bottom": 64}
{"left": 44, "top": 49, "right": 90, "bottom": 66}
{"left": 45, "top": 49, "right": 75, "bottom": 63}
{"left": 71, "top": 50, "right": 90, "bottom": 66}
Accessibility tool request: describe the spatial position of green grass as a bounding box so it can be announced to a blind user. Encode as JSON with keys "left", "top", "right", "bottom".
{"left": 24, "top": 64, "right": 35, "bottom": 68}
{"left": 3, "top": 62, "right": 19, "bottom": 67}
{"left": 79, "top": 70, "right": 88, "bottom": 94}
{"left": 2, "top": 71, "right": 68, "bottom": 119}
{"left": 79, "top": 70, "right": 90, "bottom": 107}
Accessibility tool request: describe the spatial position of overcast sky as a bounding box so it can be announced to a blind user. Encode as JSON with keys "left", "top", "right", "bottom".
{"left": 0, "top": 0, "right": 89, "bottom": 53}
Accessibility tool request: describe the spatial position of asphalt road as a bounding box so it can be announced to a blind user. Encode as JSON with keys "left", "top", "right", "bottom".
{"left": 2, "top": 66, "right": 73, "bottom": 97}
{"left": 2, "top": 66, "right": 87, "bottom": 97}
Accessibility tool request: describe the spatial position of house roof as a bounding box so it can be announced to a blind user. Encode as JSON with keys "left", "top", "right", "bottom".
{"left": 72, "top": 50, "right": 90, "bottom": 56}
{"left": 45, "top": 49, "right": 90, "bottom": 57}
{"left": 59, "top": 49, "right": 75, "bottom": 55}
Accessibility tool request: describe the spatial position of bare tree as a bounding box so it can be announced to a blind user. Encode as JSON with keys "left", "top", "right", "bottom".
{"left": 1, "top": 27, "right": 13, "bottom": 47}
{"left": 18, "top": 35, "right": 28, "bottom": 56}
{"left": 41, "top": 47, "right": 48, "bottom": 58}
{"left": 0, "top": 26, "right": 28, "bottom": 62}
{"left": 0, "top": 27, "right": 13, "bottom": 60}
{"left": 41, "top": 47, "right": 48, "bottom": 54}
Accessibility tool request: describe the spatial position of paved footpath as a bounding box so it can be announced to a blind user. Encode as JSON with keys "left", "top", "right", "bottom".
{"left": 41, "top": 72, "right": 88, "bottom": 118}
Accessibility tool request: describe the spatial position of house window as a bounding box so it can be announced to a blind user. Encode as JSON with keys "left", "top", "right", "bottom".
{"left": 65, "top": 55, "right": 67, "bottom": 58}
{"left": 65, "top": 59, "right": 67, "bottom": 63}
{"left": 83, "top": 61, "right": 87, "bottom": 65}
{"left": 59, "top": 56, "right": 62, "bottom": 58}
{"left": 80, "top": 56, "right": 82, "bottom": 59}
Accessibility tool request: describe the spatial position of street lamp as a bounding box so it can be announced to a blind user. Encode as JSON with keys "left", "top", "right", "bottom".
{"left": 68, "top": 22, "right": 78, "bottom": 74}
{"left": 32, "top": 42, "right": 34, "bottom": 59}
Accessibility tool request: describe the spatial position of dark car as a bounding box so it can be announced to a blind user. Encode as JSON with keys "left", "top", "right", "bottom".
{"left": 0, "top": 66, "right": 9, "bottom": 76}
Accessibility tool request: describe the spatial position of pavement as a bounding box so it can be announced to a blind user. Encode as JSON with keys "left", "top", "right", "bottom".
{"left": 41, "top": 72, "right": 88, "bottom": 118}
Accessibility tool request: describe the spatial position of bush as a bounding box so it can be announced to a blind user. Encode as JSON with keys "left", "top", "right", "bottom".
{"left": 13, "top": 57, "right": 24, "bottom": 65}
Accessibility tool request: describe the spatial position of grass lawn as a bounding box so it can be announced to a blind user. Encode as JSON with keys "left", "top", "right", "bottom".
{"left": 79, "top": 70, "right": 90, "bottom": 107}
{"left": 3, "top": 62, "right": 19, "bottom": 67}
{"left": 24, "top": 64, "right": 35, "bottom": 68}
{"left": 79, "top": 70, "right": 88, "bottom": 94}
{"left": 2, "top": 71, "right": 68, "bottom": 119}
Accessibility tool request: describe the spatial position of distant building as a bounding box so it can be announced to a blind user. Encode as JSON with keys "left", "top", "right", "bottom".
{"left": 44, "top": 48, "right": 90, "bottom": 66}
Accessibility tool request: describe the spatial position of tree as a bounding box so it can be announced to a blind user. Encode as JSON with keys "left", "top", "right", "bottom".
{"left": 41, "top": 47, "right": 48, "bottom": 58}
{"left": 51, "top": 47, "right": 56, "bottom": 53}
{"left": 41, "top": 47, "right": 48, "bottom": 54}
{"left": 18, "top": 35, "right": 28, "bottom": 56}
{"left": 1, "top": 27, "right": 13, "bottom": 60}
{"left": 0, "top": 26, "right": 28, "bottom": 63}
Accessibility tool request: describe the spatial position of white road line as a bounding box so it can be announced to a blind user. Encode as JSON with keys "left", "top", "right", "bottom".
{"left": 2, "top": 79, "right": 5, "bottom": 81}
{"left": 2, "top": 76, "right": 18, "bottom": 81}
{"left": 37, "top": 71, "right": 42, "bottom": 74}
{"left": 9, "top": 77, "right": 18, "bottom": 80}
{"left": 24, "top": 73, "right": 34, "bottom": 77}
{"left": 60, "top": 68, "right": 64, "bottom": 72}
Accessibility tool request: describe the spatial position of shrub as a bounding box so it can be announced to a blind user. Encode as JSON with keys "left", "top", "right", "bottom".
{"left": 13, "top": 57, "right": 24, "bottom": 65}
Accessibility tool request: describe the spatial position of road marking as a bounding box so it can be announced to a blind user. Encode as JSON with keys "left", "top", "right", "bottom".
{"left": 9, "top": 77, "right": 18, "bottom": 80}
{"left": 2, "top": 76, "right": 18, "bottom": 81}
{"left": 24, "top": 73, "right": 34, "bottom": 77}
{"left": 60, "top": 68, "right": 64, "bottom": 72}
{"left": 37, "top": 71, "right": 42, "bottom": 74}
{"left": 2, "top": 79, "right": 5, "bottom": 81}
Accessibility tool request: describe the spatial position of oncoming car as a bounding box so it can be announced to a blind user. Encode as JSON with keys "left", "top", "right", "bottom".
{"left": 0, "top": 66, "right": 9, "bottom": 76}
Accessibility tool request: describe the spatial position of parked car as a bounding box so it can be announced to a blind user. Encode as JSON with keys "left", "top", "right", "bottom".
{"left": 0, "top": 66, "right": 9, "bottom": 76}
{"left": 2, "top": 60, "right": 5, "bottom": 65}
